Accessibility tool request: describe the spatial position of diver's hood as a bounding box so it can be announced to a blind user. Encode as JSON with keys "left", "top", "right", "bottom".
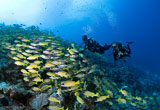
{"left": 112, "top": 42, "right": 122, "bottom": 47}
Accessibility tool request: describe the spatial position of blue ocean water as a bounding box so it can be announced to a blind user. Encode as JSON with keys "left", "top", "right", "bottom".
{"left": 49, "top": 0, "right": 159, "bottom": 74}
{"left": 0, "top": 0, "right": 160, "bottom": 109}
{"left": 42, "top": 0, "right": 160, "bottom": 74}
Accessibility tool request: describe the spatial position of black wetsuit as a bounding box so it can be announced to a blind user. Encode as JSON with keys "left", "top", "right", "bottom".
{"left": 83, "top": 36, "right": 111, "bottom": 54}
{"left": 113, "top": 43, "right": 131, "bottom": 61}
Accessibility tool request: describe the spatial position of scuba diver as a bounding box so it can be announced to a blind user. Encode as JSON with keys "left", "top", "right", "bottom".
{"left": 111, "top": 41, "right": 133, "bottom": 61}
{"left": 82, "top": 35, "right": 111, "bottom": 54}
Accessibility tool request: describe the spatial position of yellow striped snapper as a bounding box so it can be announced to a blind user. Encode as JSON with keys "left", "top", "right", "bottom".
{"left": 95, "top": 96, "right": 110, "bottom": 102}
{"left": 30, "top": 73, "right": 40, "bottom": 78}
{"left": 52, "top": 61, "right": 64, "bottom": 65}
{"left": 44, "top": 62, "right": 55, "bottom": 68}
{"left": 43, "top": 50, "right": 53, "bottom": 55}
{"left": 25, "top": 49, "right": 34, "bottom": 53}
{"left": 16, "top": 54, "right": 26, "bottom": 59}
{"left": 84, "top": 91, "right": 99, "bottom": 97}
{"left": 51, "top": 67, "right": 61, "bottom": 71}
{"left": 15, "top": 44, "right": 22, "bottom": 47}
{"left": 26, "top": 63, "right": 40, "bottom": 69}
{"left": 33, "top": 77, "right": 43, "bottom": 82}
{"left": 34, "top": 60, "right": 43, "bottom": 64}
{"left": 38, "top": 42, "right": 48, "bottom": 46}
{"left": 22, "top": 52, "right": 32, "bottom": 56}
{"left": 27, "top": 55, "right": 40, "bottom": 60}
{"left": 28, "top": 45, "right": 37, "bottom": 49}
{"left": 13, "top": 57, "right": 20, "bottom": 60}
{"left": 28, "top": 69, "right": 38, "bottom": 73}
{"left": 15, "top": 61, "right": 26, "bottom": 66}
{"left": 47, "top": 72, "right": 56, "bottom": 77}
{"left": 32, "top": 87, "right": 41, "bottom": 92}
{"left": 31, "top": 43, "right": 39, "bottom": 46}
{"left": 41, "top": 85, "right": 52, "bottom": 91}
{"left": 61, "top": 80, "right": 80, "bottom": 87}
{"left": 40, "top": 54, "right": 50, "bottom": 59}
{"left": 55, "top": 71, "right": 69, "bottom": 78}
{"left": 48, "top": 106, "right": 64, "bottom": 110}
{"left": 22, "top": 39, "right": 30, "bottom": 42}
{"left": 48, "top": 97, "right": 61, "bottom": 104}
{"left": 10, "top": 48, "right": 17, "bottom": 51}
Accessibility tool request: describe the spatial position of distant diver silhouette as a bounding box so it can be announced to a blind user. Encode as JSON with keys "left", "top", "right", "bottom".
{"left": 82, "top": 35, "right": 111, "bottom": 54}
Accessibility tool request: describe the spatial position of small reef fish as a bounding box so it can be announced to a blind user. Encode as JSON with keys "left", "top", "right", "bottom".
{"left": 15, "top": 61, "right": 26, "bottom": 66}
{"left": 55, "top": 71, "right": 69, "bottom": 78}
{"left": 41, "top": 85, "right": 52, "bottom": 91}
{"left": 135, "top": 96, "right": 142, "bottom": 101}
{"left": 58, "top": 64, "right": 68, "bottom": 68}
{"left": 10, "top": 48, "right": 17, "bottom": 51}
{"left": 28, "top": 45, "right": 37, "bottom": 49}
{"left": 25, "top": 49, "right": 34, "bottom": 53}
{"left": 119, "top": 89, "right": 128, "bottom": 96}
{"left": 31, "top": 43, "right": 39, "bottom": 46}
{"left": 117, "top": 98, "right": 127, "bottom": 104}
{"left": 21, "top": 43, "right": 28, "bottom": 47}
{"left": 61, "top": 80, "right": 80, "bottom": 87}
{"left": 48, "top": 106, "right": 64, "bottom": 110}
{"left": 30, "top": 73, "right": 40, "bottom": 78}
{"left": 17, "top": 54, "right": 26, "bottom": 59}
{"left": 51, "top": 67, "right": 61, "bottom": 71}
{"left": 33, "top": 77, "right": 43, "bottom": 82}
{"left": 21, "top": 69, "right": 29, "bottom": 75}
{"left": 142, "top": 99, "right": 147, "bottom": 104}
{"left": 23, "top": 77, "right": 29, "bottom": 82}
{"left": 56, "top": 88, "right": 62, "bottom": 95}
{"left": 106, "top": 90, "right": 113, "bottom": 97}
{"left": 11, "top": 51, "right": 17, "bottom": 54}
{"left": 52, "top": 61, "right": 64, "bottom": 65}
{"left": 130, "top": 102, "right": 137, "bottom": 106}
{"left": 14, "top": 40, "right": 20, "bottom": 43}
{"left": 43, "top": 50, "right": 53, "bottom": 54}
{"left": 22, "top": 39, "right": 30, "bottom": 42}
{"left": 32, "top": 87, "right": 41, "bottom": 92}
{"left": 76, "top": 95, "right": 84, "bottom": 104}
{"left": 80, "top": 67, "right": 89, "bottom": 72}
{"left": 13, "top": 56, "right": 20, "bottom": 60}
{"left": 47, "top": 72, "right": 56, "bottom": 77}
{"left": 84, "top": 91, "right": 99, "bottom": 97}
{"left": 29, "top": 81, "right": 37, "bottom": 86}
{"left": 28, "top": 69, "right": 38, "bottom": 74}
{"left": 38, "top": 42, "right": 48, "bottom": 46}
{"left": 16, "top": 44, "right": 22, "bottom": 47}
{"left": 40, "top": 54, "right": 50, "bottom": 59}
{"left": 22, "top": 52, "right": 31, "bottom": 56}
{"left": 44, "top": 78, "right": 52, "bottom": 83}
{"left": 48, "top": 97, "right": 61, "bottom": 104}
{"left": 67, "top": 48, "right": 75, "bottom": 55}
{"left": 44, "top": 62, "right": 54, "bottom": 68}
{"left": 34, "top": 60, "right": 43, "bottom": 64}
{"left": 27, "top": 64, "right": 40, "bottom": 69}
{"left": 23, "top": 60, "right": 30, "bottom": 64}
{"left": 76, "top": 74, "right": 86, "bottom": 78}
{"left": 27, "top": 55, "right": 40, "bottom": 60}
{"left": 95, "top": 96, "right": 110, "bottom": 102}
